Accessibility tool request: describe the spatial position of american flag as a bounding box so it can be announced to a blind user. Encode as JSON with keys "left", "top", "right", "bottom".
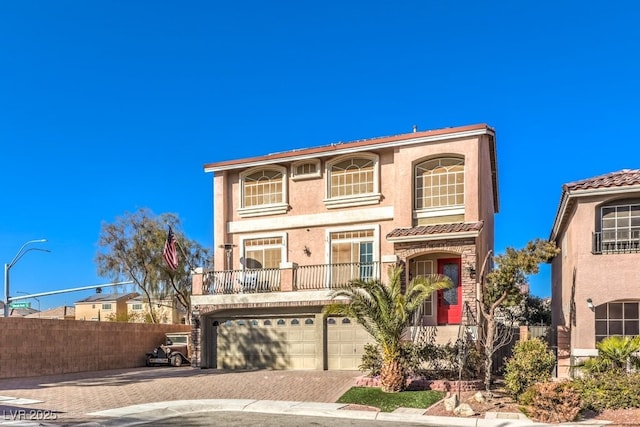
{"left": 163, "top": 227, "right": 179, "bottom": 270}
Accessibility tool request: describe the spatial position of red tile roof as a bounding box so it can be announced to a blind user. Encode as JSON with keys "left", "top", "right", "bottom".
{"left": 387, "top": 222, "right": 484, "bottom": 239}
{"left": 564, "top": 169, "right": 640, "bottom": 191}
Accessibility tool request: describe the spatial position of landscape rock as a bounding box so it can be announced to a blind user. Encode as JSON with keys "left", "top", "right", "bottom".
{"left": 454, "top": 403, "right": 476, "bottom": 417}
{"left": 443, "top": 394, "right": 458, "bottom": 412}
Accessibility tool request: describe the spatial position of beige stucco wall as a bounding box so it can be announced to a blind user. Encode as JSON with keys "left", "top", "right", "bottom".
{"left": 553, "top": 196, "right": 640, "bottom": 352}
{"left": 0, "top": 318, "right": 190, "bottom": 378}
{"left": 211, "top": 134, "right": 494, "bottom": 273}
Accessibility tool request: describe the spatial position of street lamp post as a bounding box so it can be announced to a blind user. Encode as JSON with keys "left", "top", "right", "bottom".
{"left": 3, "top": 239, "right": 48, "bottom": 318}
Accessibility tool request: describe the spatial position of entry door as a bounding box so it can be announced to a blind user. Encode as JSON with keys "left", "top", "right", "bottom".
{"left": 437, "top": 258, "right": 461, "bottom": 324}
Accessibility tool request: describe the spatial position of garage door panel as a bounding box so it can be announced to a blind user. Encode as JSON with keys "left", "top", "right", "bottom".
{"left": 217, "top": 317, "right": 317, "bottom": 370}
{"left": 327, "top": 317, "right": 373, "bottom": 370}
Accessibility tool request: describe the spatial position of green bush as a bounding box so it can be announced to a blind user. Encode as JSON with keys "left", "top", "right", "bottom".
{"left": 504, "top": 338, "right": 555, "bottom": 401}
{"left": 576, "top": 336, "right": 640, "bottom": 375}
{"left": 527, "top": 381, "right": 581, "bottom": 423}
{"left": 359, "top": 343, "right": 382, "bottom": 376}
{"left": 573, "top": 371, "right": 640, "bottom": 411}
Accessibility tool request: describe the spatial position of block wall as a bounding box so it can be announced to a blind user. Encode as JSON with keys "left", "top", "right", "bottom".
{"left": 0, "top": 318, "right": 190, "bottom": 379}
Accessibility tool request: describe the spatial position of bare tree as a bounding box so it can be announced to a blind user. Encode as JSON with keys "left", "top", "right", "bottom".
{"left": 477, "top": 239, "right": 559, "bottom": 391}
{"left": 95, "top": 208, "right": 211, "bottom": 323}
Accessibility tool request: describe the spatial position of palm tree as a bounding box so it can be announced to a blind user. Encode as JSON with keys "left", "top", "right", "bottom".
{"left": 323, "top": 265, "right": 452, "bottom": 392}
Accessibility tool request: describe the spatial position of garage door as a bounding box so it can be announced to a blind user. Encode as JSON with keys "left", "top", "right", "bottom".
{"left": 217, "top": 317, "right": 317, "bottom": 369}
{"left": 327, "top": 317, "right": 373, "bottom": 370}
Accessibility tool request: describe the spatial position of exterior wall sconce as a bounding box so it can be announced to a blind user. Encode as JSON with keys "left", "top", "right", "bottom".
{"left": 303, "top": 246, "right": 311, "bottom": 257}
{"left": 465, "top": 264, "right": 476, "bottom": 279}
{"left": 586, "top": 298, "right": 594, "bottom": 311}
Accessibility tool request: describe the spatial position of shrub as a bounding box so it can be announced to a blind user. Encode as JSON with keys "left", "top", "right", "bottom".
{"left": 504, "top": 338, "right": 555, "bottom": 401}
{"left": 526, "top": 381, "right": 581, "bottom": 423}
{"left": 573, "top": 371, "right": 640, "bottom": 411}
{"left": 576, "top": 336, "right": 640, "bottom": 375}
{"left": 359, "top": 343, "right": 382, "bottom": 376}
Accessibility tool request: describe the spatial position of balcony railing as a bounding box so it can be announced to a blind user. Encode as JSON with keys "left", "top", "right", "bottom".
{"left": 199, "top": 261, "right": 382, "bottom": 295}
{"left": 295, "top": 262, "right": 381, "bottom": 290}
{"left": 203, "top": 268, "right": 281, "bottom": 294}
{"left": 593, "top": 230, "right": 640, "bottom": 254}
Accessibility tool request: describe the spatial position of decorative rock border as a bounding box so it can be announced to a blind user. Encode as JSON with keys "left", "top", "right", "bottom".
{"left": 354, "top": 375, "right": 483, "bottom": 392}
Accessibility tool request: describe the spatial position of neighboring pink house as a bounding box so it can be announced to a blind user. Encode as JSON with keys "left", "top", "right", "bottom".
{"left": 550, "top": 169, "right": 640, "bottom": 378}
{"left": 191, "top": 123, "right": 499, "bottom": 370}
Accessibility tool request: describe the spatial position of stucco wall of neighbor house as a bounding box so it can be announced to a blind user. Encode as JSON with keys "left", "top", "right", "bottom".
{"left": 556, "top": 196, "right": 640, "bottom": 352}
{"left": 0, "top": 318, "right": 190, "bottom": 379}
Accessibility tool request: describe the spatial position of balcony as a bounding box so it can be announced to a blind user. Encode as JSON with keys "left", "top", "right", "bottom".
{"left": 193, "top": 261, "right": 384, "bottom": 296}
{"left": 593, "top": 230, "right": 640, "bottom": 254}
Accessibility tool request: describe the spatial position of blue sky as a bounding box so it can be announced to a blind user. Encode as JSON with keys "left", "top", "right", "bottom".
{"left": 1, "top": 1, "right": 639, "bottom": 310}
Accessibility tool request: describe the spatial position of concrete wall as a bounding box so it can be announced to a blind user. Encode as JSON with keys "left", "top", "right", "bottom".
{"left": 0, "top": 318, "right": 190, "bottom": 379}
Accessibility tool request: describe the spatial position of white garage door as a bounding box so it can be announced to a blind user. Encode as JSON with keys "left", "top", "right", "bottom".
{"left": 217, "top": 317, "right": 317, "bottom": 370}
{"left": 327, "top": 317, "right": 373, "bottom": 370}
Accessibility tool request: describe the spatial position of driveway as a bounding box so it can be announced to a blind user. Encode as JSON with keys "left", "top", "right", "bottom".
{"left": 0, "top": 367, "right": 361, "bottom": 425}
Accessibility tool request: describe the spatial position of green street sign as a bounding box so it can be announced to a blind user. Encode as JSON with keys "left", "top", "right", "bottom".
{"left": 9, "top": 302, "right": 30, "bottom": 308}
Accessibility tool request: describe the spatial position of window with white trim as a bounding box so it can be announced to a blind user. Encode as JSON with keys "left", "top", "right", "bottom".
{"left": 324, "top": 154, "right": 381, "bottom": 208}
{"left": 415, "top": 157, "right": 464, "bottom": 211}
{"left": 243, "top": 236, "right": 283, "bottom": 269}
{"left": 291, "top": 160, "right": 321, "bottom": 180}
{"left": 101, "top": 303, "right": 112, "bottom": 310}
{"left": 132, "top": 303, "right": 143, "bottom": 311}
{"left": 600, "top": 203, "right": 640, "bottom": 251}
{"left": 414, "top": 259, "right": 435, "bottom": 316}
{"left": 595, "top": 301, "right": 640, "bottom": 343}
{"left": 330, "top": 229, "right": 375, "bottom": 283}
{"left": 239, "top": 166, "right": 288, "bottom": 216}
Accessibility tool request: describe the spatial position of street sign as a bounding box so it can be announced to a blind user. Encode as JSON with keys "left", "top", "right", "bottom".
{"left": 9, "top": 302, "right": 30, "bottom": 308}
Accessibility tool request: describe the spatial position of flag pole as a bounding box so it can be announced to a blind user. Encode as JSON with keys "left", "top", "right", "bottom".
{"left": 174, "top": 239, "right": 197, "bottom": 274}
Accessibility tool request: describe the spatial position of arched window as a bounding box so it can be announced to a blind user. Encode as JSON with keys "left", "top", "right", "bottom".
{"left": 325, "top": 154, "right": 381, "bottom": 208}
{"left": 239, "top": 166, "right": 288, "bottom": 216}
{"left": 415, "top": 157, "right": 464, "bottom": 211}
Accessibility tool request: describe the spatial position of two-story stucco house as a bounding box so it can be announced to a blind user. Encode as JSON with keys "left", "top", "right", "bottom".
{"left": 191, "top": 123, "right": 499, "bottom": 370}
{"left": 550, "top": 169, "right": 640, "bottom": 378}
{"left": 75, "top": 292, "right": 139, "bottom": 321}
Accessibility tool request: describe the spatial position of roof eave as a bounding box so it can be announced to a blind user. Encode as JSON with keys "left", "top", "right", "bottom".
{"left": 204, "top": 124, "right": 495, "bottom": 173}
{"left": 550, "top": 183, "right": 640, "bottom": 241}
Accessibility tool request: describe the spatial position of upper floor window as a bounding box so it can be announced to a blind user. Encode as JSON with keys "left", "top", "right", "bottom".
{"left": 239, "top": 166, "right": 288, "bottom": 217}
{"left": 329, "top": 227, "right": 378, "bottom": 284}
{"left": 242, "top": 236, "right": 284, "bottom": 269}
{"left": 291, "top": 159, "right": 321, "bottom": 181}
{"left": 415, "top": 157, "right": 464, "bottom": 212}
{"left": 324, "top": 154, "right": 381, "bottom": 209}
{"left": 594, "top": 202, "right": 640, "bottom": 254}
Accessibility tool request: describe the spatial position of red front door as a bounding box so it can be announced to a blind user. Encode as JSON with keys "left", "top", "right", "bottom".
{"left": 437, "top": 258, "right": 462, "bottom": 324}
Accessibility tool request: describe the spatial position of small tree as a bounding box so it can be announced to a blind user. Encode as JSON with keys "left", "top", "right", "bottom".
{"left": 95, "top": 208, "right": 211, "bottom": 323}
{"left": 477, "top": 239, "right": 559, "bottom": 391}
{"left": 323, "top": 266, "right": 452, "bottom": 392}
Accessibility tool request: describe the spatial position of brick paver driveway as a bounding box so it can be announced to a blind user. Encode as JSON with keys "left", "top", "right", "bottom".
{"left": 0, "top": 367, "right": 360, "bottom": 424}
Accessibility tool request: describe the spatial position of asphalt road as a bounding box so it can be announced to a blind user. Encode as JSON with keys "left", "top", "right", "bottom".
{"left": 134, "top": 411, "right": 448, "bottom": 427}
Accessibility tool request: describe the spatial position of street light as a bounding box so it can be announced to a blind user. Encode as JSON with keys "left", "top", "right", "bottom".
{"left": 3, "top": 239, "right": 49, "bottom": 317}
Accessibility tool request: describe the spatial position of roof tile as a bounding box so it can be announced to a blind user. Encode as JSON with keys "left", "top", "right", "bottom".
{"left": 564, "top": 169, "right": 640, "bottom": 191}
{"left": 386, "top": 221, "right": 484, "bottom": 239}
